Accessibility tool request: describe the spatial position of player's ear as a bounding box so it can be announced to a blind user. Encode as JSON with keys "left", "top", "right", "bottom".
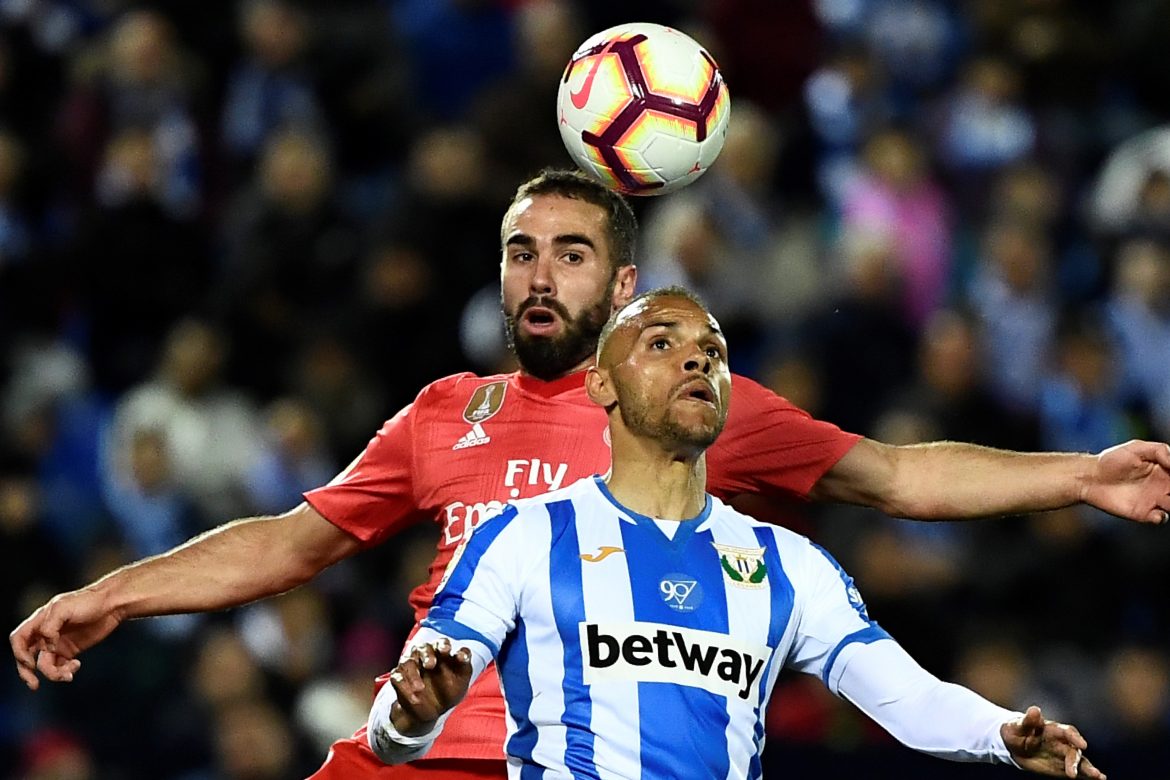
{"left": 611, "top": 265, "right": 636, "bottom": 308}
{"left": 586, "top": 365, "right": 617, "bottom": 409}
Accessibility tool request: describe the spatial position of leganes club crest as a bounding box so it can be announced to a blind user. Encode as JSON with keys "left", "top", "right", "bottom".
{"left": 711, "top": 543, "right": 768, "bottom": 589}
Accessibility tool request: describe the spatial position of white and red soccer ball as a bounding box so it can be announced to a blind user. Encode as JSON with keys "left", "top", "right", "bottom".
{"left": 557, "top": 22, "right": 731, "bottom": 196}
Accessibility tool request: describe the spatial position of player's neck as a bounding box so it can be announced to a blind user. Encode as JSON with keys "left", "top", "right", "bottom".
{"left": 605, "top": 438, "right": 707, "bottom": 521}
{"left": 518, "top": 355, "right": 596, "bottom": 382}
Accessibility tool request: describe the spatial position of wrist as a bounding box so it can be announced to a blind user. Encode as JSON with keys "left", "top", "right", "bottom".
{"left": 389, "top": 701, "right": 439, "bottom": 738}
{"left": 88, "top": 574, "right": 131, "bottom": 623}
{"left": 1074, "top": 452, "right": 1098, "bottom": 505}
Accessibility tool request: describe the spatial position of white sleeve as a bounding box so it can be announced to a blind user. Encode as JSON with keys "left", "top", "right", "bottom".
{"left": 833, "top": 639, "right": 1024, "bottom": 766}
{"left": 366, "top": 627, "right": 494, "bottom": 764}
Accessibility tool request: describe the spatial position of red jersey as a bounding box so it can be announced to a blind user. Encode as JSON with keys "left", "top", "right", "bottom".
{"left": 304, "top": 369, "right": 860, "bottom": 761}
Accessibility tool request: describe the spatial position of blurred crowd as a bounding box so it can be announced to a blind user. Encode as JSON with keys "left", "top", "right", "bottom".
{"left": 3, "top": 0, "right": 1170, "bottom": 777}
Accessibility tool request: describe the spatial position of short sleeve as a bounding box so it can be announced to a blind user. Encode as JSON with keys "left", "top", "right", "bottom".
{"left": 785, "top": 540, "right": 890, "bottom": 690}
{"left": 304, "top": 399, "right": 426, "bottom": 548}
{"left": 706, "top": 375, "right": 861, "bottom": 500}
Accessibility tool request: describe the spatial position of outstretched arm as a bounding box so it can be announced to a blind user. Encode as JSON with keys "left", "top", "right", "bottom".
{"left": 833, "top": 639, "right": 1104, "bottom": 778}
{"left": 10, "top": 502, "right": 361, "bottom": 689}
{"left": 812, "top": 438, "right": 1170, "bottom": 524}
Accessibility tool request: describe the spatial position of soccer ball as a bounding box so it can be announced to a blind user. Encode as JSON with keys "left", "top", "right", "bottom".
{"left": 557, "top": 22, "right": 731, "bottom": 196}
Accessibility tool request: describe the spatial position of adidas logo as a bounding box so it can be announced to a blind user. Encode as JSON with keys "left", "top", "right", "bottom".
{"left": 452, "top": 423, "right": 491, "bottom": 450}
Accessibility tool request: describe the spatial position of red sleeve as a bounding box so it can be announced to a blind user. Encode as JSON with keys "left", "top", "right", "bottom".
{"left": 706, "top": 374, "right": 862, "bottom": 501}
{"left": 303, "top": 392, "right": 429, "bottom": 549}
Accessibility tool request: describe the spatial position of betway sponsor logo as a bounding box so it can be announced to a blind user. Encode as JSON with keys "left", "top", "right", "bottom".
{"left": 581, "top": 622, "right": 769, "bottom": 701}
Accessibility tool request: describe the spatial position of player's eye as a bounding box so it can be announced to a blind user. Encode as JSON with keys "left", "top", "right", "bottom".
{"left": 563, "top": 252, "right": 584, "bottom": 264}
{"left": 705, "top": 346, "right": 724, "bottom": 359}
{"left": 512, "top": 252, "right": 534, "bottom": 263}
{"left": 651, "top": 338, "right": 670, "bottom": 350}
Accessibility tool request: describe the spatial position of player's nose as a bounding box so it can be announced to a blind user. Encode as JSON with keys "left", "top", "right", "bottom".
{"left": 682, "top": 343, "right": 711, "bottom": 374}
{"left": 529, "top": 254, "right": 556, "bottom": 296}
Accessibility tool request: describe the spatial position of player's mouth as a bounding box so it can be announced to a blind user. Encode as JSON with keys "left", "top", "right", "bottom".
{"left": 520, "top": 307, "right": 563, "bottom": 336}
{"left": 674, "top": 378, "right": 718, "bottom": 409}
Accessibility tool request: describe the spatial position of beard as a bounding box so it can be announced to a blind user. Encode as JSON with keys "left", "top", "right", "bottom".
{"left": 615, "top": 383, "right": 727, "bottom": 453}
{"left": 503, "top": 283, "right": 614, "bottom": 380}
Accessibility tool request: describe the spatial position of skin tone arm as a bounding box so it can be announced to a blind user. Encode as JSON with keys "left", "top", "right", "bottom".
{"left": 10, "top": 502, "right": 361, "bottom": 690}
{"left": 812, "top": 438, "right": 1170, "bottom": 524}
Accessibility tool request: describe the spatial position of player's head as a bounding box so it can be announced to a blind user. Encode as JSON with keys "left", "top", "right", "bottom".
{"left": 586, "top": 286, "right": 730, "bottom": 455}
{"left": 500, "top": 169, "right": 639, "bottom": 380}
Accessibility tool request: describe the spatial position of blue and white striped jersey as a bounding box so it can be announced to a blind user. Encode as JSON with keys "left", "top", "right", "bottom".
{"left": 422, "top": 475, "right": 891, "bottom": 780}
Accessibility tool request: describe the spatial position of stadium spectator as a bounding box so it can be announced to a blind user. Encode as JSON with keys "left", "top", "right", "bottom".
{"left": 220, "top": 0, "right": 323, "bottom": 177}
{"left": 105, "top": 319, "right": 261, "bottom": 524}
{"left": 838, "top": 126, "right": 953, "bottom": 328}
{"left": 967, "top": 218, "right": 1058, "bottom": 413}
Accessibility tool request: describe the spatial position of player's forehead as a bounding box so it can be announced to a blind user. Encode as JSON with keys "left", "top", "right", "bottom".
{"left": 614, "top": 295, "right": 721, "bottom": 337}
{"left": 502, "top": 194, "right": 609, "bottom": 243}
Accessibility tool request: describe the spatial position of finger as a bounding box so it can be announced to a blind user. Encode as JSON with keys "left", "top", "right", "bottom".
{"left": 1077, "top": 754, "right": 1105, "bottom": 780}
{"left": 14, "top": 659, "right": 40, "bottom": 690}
{"left": 1151, "top": 442, "right": 1170, "bottom": 470}
{"left": 394, "top": 660, "right": 425, "bottom": 701}
{"left": 35, "top": 652, "right": 79, "bottom": 682}
{"left": 1022, "top": 705, "right": 1045, "bottom": 732}
{"left": 1065, "top": 747, "right": 1081, "bottom": 778}
{"left": 9, "top": 619, "right": 41, "bottom": 667}
{"left": 38, "top": 604, "right": 66, "bottom": 648}
{"left": 1144, "top": 507, "right": 1169, "bottom": 525}
{"left": 1056, "top": 723, "right": 1087, "bottom": 751}
{"left": 435, "top": 637, "right": 452, "bottom": 656}
{"left": 418, "top": 643, "right": 436, "bottom": 670}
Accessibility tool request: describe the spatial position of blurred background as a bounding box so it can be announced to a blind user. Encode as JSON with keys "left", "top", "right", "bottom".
{"left": 2, "top": 0, "right": 1170, "bottom": 777}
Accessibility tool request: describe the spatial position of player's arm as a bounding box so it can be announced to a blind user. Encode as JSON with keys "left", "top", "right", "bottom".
{"left": 790, "top": 541, "right": 1103, "bottom": 776}
{"left": 834, "top": 641, "right": 1104, "bottom": 778}
{"left": 11, "top": 503, "right": 360, "bottom": 690}
{"left": 368, "top": 630, "right": 492, "bottom": 764}
{"left": 811, "top": 437, "right": 1170, "bottom": 525}
{"left": 368, "top": 504, "right": 532, "bottom": 764}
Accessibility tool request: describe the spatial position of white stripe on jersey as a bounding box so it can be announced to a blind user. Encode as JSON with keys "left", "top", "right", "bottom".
{"left": 707, "top": 518, "right": 781, "bottom": 779}
{"left": 575, "top": 510, "right": 641, "bottom": 780}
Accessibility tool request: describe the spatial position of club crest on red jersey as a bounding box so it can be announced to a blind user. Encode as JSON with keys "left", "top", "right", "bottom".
{"left": 463, "top": 381, "right": 507, "bottom": 424}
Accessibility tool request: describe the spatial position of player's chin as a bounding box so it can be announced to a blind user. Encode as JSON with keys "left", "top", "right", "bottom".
{"left": 667, "top": 411, "right": 723, "bottom": 448}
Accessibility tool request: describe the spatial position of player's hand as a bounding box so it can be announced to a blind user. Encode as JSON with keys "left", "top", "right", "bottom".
{"left": 388, "top": 638, "right": 473, "bottom": 737}
{"left": 1082, "top": 440, "right": 1170, "bottom": 524}
{"left": 10, "top": 587, "right": 123, "bottom": 690}
{"left": 1002, "top": 706, "right": 1105, "bottom": 779}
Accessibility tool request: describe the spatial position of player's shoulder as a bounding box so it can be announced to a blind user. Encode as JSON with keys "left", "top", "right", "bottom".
{"left": 411, "top": 371, "right": 517, "bottom": 409}
{"left": 708, "top": 494, "right": 815, "bottom": 553}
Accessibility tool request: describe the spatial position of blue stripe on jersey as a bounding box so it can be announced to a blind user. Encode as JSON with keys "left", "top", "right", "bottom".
{"left": 431, "top": 504, "right": 521, "bottom": 621}
{"left": 547, "top": 499, "right": 596, "bottom": 776}
{"left": 418, "top": 618, "right": 499, "bottom": 656}
{"left": 618, "top": 518, "right": 731, "bottom": 779}
{"left": 499, "top": 615, "right": 538, "bottom": 771}
{"left": 822, "top": 625, "right": 892, "bottom": 686}
{"left": 748, "top": 527, "right": 794, "bottom": 780}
